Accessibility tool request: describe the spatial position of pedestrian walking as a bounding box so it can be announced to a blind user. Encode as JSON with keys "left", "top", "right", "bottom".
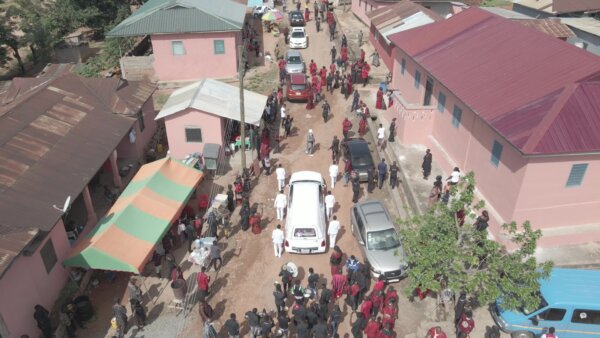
{"left": 426, "top": 326, "right": 447, "bottom": 338}
{"left": 260, "top": 313, "right": 274, "bottom": 338}
{"left": 428, "top": 175, "right": 443, "bottom": 207}
{"left": 130, "top": 298, "right": 146, "bottom": 330}
{"left": 330, "top": 45, "right": 337, "bottom": 65}
{"left": 246, "top": 308, "right": 262, "bottom": 338}
{"left": 306, "top": 129, "right": 315, "bottom": 155}
{"left": 277, "top": 311, "right": 290, "bottom": 337}
{"left": 316, "top": 15, "right": 321, "bottom": 31}
{"left": 34, "top": 305, "right": 52, "bottom": 338}
{"left": 226, "top": 184, "right": 235, "bottom": 212}
{"left": 322, "top": 99, "right": 330, "bottom": 122}
{"left": 422, "top": 149, "right": 433, "bottom": 179}
{"left": 274, "top": 190, "right": 287, "bottom": 221}
{"left": 380, "top": 322, "right": 396, "bottom": 338}
{"left": 388, "top": 118, "right": 396, "bottom": 142}
{"left": 351, "top": 90, "right": 360, "bottom": 112}
{"left": 358, "top": 115, "right": 367, "bottom": 137}
{"left": 112, "top": 298, "right": 128, "bottom": 338}
{"left": 127, "top": 278, "right": 143, "bottom": 303}
{"left": 389, "top": 161, "right": 399, "bottom": 189}
{"left": 377, "top": 159, "right": 387, "bottom": 189}
{"left": 273, "top": 283, "right": 286, "bottom": 314}
{"left": 377, "top": 124, "right": 385, "bottom": 151}
{"left": 208, "top": 240, "right": 222, "bottom": 271}
{"left": 364, "top": 316, "right": 382, "bottom": 338}
{"left": 284, "top": 116, "right": 293, "bottom": 138}
{"left": 454, "top": 291, "right": 468, "bottom": 325}
{"left": 367, "top": 166, "right": 375, "bottom": 193}
{"left": 327, "top": 71, "right": 334, "bottom": 93}
{"left": 361, "top": 64, "right": 369, "bottom": 87}
{"left": 330, "top": 135, "right": 340, "bottom": 162}
{"left": 370, "top": 51, "right": 380, "bottom": 67}
{"left": 224, "top": 313, "right": 241, "bottom": 338}
{"left": 456, "top": 311, "right": 475, "bottom": 338}
{"left": 330, "top": 303, "right": 343, "bottom": 335}
{"left": 475, "top": 210, "right": 490, "bottom": 231}
{"left": 447, "top": 167, "right": 461, "bottom": 185}
{"left": 197, "top": 267, "right": 210, "bottom": 302}
{"left": 279, "top": 265, "right": 293, "bottom": 296}
{"left": 276, "top": 164, "right": 286, "bottom": 191}
{"left": 307, "top": 267, "right": 319, "bottom": 298}
{"left": 351, "top": 312, "right": 367, "bottom": 338}
{"left": 328, "top": 162, "right": 339, "bottom": 189}
{"left": 331, "top": 272, "right": 348, "bottom": 300}
{"left": 325, "top": 190, "right": 335, "bottom": 220}
{"left": 342, "top": 117, "right": 353, "bottom": 139}
{"left": 352, "top": 174, "right": 360, "bottom": 202}
{"left": 272, "top": 224, "right": 284, "bottom": 257}
{"left": 329, "top": 245, "right": 343, "bottom": 275}
{"left": 541, "top": 327, "right": 558, "bottom": 338}
{"left": 328, "top": 215, "right": 341, "bottom": 247}
{"left": 344, "top": 159, "right": 352, "bottom": 186}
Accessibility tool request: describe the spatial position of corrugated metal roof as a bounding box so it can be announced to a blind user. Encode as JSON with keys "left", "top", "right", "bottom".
{"left": 481, "top": 7, "right": 532, "bottom": 19}
{"left": 389, "top": 8, "right": 600, "bottom": 155}
{"left": 553, "top": 0, "right": 600, "bottom": 14}
{"left": 561, "top": 17, "right": 600, "bottom": 36}
{"left": 107, "top": 0, "right": 246, "bottom": 37}
{"left": 367, "top": 1, "right": 442, "bottom": 43}
{"left": 513, "top": 0, "right": 555, "bottom": 14}
{"left": 0, "top": 65, "right": 156, "bottom": 272}
{"left": 518, "top": 18, "right": 574, "bottom": 39}
{"left": 155, "top": 78, "right": 267, "bottom": 125}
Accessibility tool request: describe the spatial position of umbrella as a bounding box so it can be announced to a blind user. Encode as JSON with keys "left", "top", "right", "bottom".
{"left": 262, "top": 10, "right": 284, "bottom": 21}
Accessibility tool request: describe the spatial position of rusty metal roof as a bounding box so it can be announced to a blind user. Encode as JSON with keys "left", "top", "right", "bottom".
{"left": 0, "top": 65, "right": 156, "bottom": 276}
{"left": 389, "top": 8, "right": 600, "bottom": 155}
{"left": 518, "top": 18, "right": 574, "bottom": 39}
{"left": 553, "top": 0, "right": 600, "bottom": 14}
{"left": 367, "top": 0, "right": 442, "bottom": 28}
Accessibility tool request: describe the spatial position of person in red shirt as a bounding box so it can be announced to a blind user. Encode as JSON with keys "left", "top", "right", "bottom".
{"left": 362, "top": 65, "right": 370, "bottom": 87}
{"left": 346, "top": 77, "right": 353, "bottom": 99}
{"left": 360, "top": 48, "right": 366, "bottom": 62}
{"left": 349, "top": 282, "right": 361, "bottom": 311}
{"left": 370, "top": 290, "right": 384, "bottom": 317}
{"left": 381, "top": 298, "right": 397, "bottom": 330}
{"left": 329, "top": 245, "right": 343, "bottom": 275}
{"left": 320, "top": 66, "right": 327, "bottom": 88}
{"left": 384, "top": 286, "right": 398, "bottom": 307}
{"left": 304, "top": 7, "right": 310, "bottom": 22}
{"left": 330, "top": 63, "right": 336, "bottom": 74}
{"left": 373, "top": 275, "right": 385, "bottom": 292}
{"left": 364, "top": 316, "right": 382, "bottom": 338}
{"left": 379, "top": 322, "right": 396, "bottom": 338}
{"left": 331, "top": 273, "right": 347, "bottom": 299}
{"left": 358, "top": 116, "right": 367, "bottom": 137}
{"left": 197, "top": 266, "right": 210, "bottom": 302}
{"left": 341, "top": 46, "right": 348, "bottom": 64}
{"left": 426, "top": 326, "right": 447, "bottom": 338}
{"left": 456, "top": 311, "right": 475, "bottom": 338}
{"left": 342, "top": 117, "right": 353, "bottom": 139}
{"left": 360, "top": 295, "right": 373, "bottom": 321}
{"left": 309, "top": 60, "right": 317, "bottom": 75}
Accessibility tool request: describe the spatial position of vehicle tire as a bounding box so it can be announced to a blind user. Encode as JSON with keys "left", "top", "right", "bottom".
{"left": 511, "top": 331, "right": 534, "bottom": 338}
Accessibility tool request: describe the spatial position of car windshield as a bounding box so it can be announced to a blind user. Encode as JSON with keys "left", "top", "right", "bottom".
{"left": 522, "top": 295, "right": 548, "bottom": 315}
{"left": 287, "top": 56, "right": 301, "bottom": 64}
{"left": 291, "top": 32, "right": 305, "bottom": 38}
{"left": 348, "top": 143, "right": 372, "bottom": 166}
{"left": 294, "top": 228, "right": 316, "bottom": 238}
{"left": 291, "top": 84, "right": 306, "bottom": 91}
{"left": 367, "top": 228, "right": 401, "bottom": 250}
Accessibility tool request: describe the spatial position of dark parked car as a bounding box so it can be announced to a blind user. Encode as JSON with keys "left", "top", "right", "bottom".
{"left": 289, "top": 10, "right": 305, "bottom": 26}
{"left": 341, "top": 138, "right": 374, "bottom": 182}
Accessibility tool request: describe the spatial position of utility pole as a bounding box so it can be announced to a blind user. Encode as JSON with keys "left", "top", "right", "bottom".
{"left": 238, "top": 44, "right": 247, "bottom": 171}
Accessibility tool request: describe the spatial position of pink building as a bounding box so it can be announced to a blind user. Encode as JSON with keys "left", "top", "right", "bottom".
{"left": 366, "top": 1, "right": 442, "bottom": 70}
{"left": 386, "top": 8, "right": 600, "bottom": 247}
{"left": 155, "top": 78, "right": 267, "bottom": 160}
{"left": 108, "top": 0, "right": 247, "bottom": 82}
{"left": 352, "top": 0, "right": 464, "bottom": 27}
{"left": 0, "top": 64, "right": 156, "bottom": 337}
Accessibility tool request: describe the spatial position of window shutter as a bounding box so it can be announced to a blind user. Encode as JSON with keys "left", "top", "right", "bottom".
{"left": 566, "top": 163, "right": 588, "bottom": 187}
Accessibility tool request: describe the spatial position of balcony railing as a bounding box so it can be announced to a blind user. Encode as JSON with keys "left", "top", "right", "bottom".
{"left": 391, "top": 91, "right": 435, "bottom": 120}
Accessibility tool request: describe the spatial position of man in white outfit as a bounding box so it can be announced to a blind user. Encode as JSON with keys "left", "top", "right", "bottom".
{"left": 329, "top": 161, "right": 339, "bottom": 188}
{"left": 275, "top": 164, "right": 286, "bottom": 191}
{"left": 324, "top": 191, "right": 335, "bottom": 220}
{"left": 272, "top": 224, "right": 284, "bottom": 257}
{"left": 274, "top": 190, "right": 287, "bottom": 221}
{"left": 328, "top": 215, "right": 341, "bottom": 247}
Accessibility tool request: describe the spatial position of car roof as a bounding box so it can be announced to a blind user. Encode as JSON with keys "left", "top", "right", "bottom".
{"left": 356, "top": 200, "right": 394, "bottom": 232}
{"left": 288, "top": 183, "right": 321, "bottom": 228}
{"left": 286, "top": 50, "right": 302, "bottom": 57}
{"left": 343, "top": 138, "right": 368, "bottom": 145}
{"left": 289, "top": 73, "right": 306, "bottom": 84}
{"left": 540, "top": 268, "right": 600, "bottom": 306}
{"left": 290, "top": 170, "right": 323, "bottom": 184}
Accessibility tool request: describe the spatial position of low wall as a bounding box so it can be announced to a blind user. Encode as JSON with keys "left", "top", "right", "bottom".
{"left": 120, "top": 55, "right": 155, "bottom": 81}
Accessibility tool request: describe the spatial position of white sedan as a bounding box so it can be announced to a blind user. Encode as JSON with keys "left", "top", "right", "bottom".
{"left": 289, "top": 27, "right": 308, "bottom": 49}
{"left": 253, "top": 5, "right": 273, "bottom": 18}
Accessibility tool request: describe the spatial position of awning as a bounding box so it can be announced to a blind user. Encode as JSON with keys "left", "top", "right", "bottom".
{"left": 63, "top": 157, "right": 203, "bottom": 273}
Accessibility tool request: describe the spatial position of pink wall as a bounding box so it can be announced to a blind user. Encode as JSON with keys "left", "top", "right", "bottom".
{"left": 116, "top": 99, "right": 158, "bottom": 160}
{"left": 514, "top": 156, "right": 600, "bottom": 229}
{"left": 151, "top": 32, "right": 240, "bottom": 82}
{"left": 164, "top": 108, "right": 225, "bottom": 160}
{"left": 0, "top": 221, "right": 70, "bottom": 338}
{"left": 352, "top": 0, "right": 383, "bottom": 26}
{"left": 369, "top": 25, "right": 394, "bottom": 70}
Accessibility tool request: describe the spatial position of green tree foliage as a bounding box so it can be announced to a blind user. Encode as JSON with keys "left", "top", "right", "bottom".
{"left": 399, "top": 172, "right": 553, "bottom": 311}
{"left": 75, "top": 34, "right": 135, "bottom": 78}
{"left": 0, "top": 19, "right": 25, "bottom": 74}
{"left": 6, "top": 0, "right": 53, "bottom": 62}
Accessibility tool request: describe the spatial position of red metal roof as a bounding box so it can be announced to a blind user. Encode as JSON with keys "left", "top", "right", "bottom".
{"left": 388, "top": 8, "right": 600, "bottom": 155}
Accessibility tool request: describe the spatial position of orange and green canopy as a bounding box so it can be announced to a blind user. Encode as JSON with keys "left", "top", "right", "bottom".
{"left": 63, "top": 157, "right": 203, "bottom": 273}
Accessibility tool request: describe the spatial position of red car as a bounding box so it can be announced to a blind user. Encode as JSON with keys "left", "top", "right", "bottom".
{"left": 286, "top": 73, "right": 311, "bottom": 102}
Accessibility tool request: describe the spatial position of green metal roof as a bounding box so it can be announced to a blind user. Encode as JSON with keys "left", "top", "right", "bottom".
{"left": 107, "top": 0, "right": 246, "bottom": 37}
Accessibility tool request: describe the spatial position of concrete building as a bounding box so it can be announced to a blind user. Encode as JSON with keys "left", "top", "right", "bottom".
{"left": 560, "top": 17, "right": 600, "bottom": 56}
{"left": 108, "top": 0, "right": 246, "bottom": 83}
{"left": 512, "top": 0, "right": 600, "bottom": 18}
{"left": 0, "top": 64, "right": 155, "bottom": 337}
{"left": 386, "top": 8, "right": 600, "bottom": 248}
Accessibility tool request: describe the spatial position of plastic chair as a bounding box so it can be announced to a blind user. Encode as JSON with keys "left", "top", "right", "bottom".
{"left": 198, "top": 194, "right": 209, "bottom": 213}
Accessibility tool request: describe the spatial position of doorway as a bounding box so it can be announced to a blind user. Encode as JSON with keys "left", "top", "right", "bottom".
{"left": 423, "top": 77, "right": 434, "bottom": 106}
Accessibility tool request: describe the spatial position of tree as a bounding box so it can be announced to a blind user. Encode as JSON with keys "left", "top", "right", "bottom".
{"left": 6, "top": 0, "right": 53, "bottom": 63}
{"left": 0, "top": 21, "right": 25, "bottom": 74}
{"left": 399, "top": 172, "right": 553, "bottom": 311}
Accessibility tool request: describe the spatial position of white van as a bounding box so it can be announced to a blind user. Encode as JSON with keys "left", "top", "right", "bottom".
{"left": 284, "top": 171, "right": 327, "bottom": 254}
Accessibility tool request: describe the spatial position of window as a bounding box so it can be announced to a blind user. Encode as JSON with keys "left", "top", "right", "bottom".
{"left": 185, "top": 127, "right": 203, "bottom": 143}
{"left": 138, "top": 112, "right": 146, "bottom": 132}
{"left": 40, "top": 238, "right": 57, "bottom": 274}
{"left": 491, "top": 141, "right": 503, "bottom": 167}
{"left": 213, "top": 40, "right": 225, "bottom": 55}
{"left": 452, "top": 105, "right": 462, "bottom": 128}
{"left": 414, "top": 70, "right": 421, "bottom": 89}
{"left": 537, "top": 308, "right": 566, "bottom": 321}
{"left": 171, "top": 41, "right": 185, "bottom": 55}
{"left": 572, "top": 309, "right": 600, "bottom": 325}
{"left": 566, "top": 163, "right": 588, "bottom": 187}
{"left": 401, "top": 59, "right": 406, "bottom": 75}
{"left": 437, "top": 92, "right": 446, "bottom": 113}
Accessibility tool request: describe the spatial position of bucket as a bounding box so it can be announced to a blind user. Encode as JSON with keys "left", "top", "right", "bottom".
{"left": 171, "top": 279, "right": 187, "bottom": 301}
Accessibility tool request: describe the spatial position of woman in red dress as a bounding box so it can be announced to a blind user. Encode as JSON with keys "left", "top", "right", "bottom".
{"left": 329, "top": 63, "right": 336, "bottom": 74}
{"left": 304, "top": 7, "right": 310, "bottom": 22}
{"left": 346, "top": 77, "right": 353, "bottom": 99}
{"left": 375, "top": 87, "right": 384, "bottom": 109}
{"left": 358, "top": 116, "right": 367, "bottom": 137}
{"left": 341, "top": 46, "right": 348, "bottom": 63}
{"left": 320, "top": 67, "right": 327, "bottom": 88}
{"left": 306, "top": 89, "right": 314, "bottom": 110}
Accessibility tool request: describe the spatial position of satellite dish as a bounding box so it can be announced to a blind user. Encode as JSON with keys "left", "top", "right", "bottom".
{"left": 53, "top": 195, "right": 72, "bottom": 213}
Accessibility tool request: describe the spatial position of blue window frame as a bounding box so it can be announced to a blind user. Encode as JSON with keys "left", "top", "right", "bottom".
{"left": 414, "top": 70, "right": 421, "bottom": 89}
{"left": 437, "top": 92, "right": 446, "bottom": 113}
{"left": 490, "top": 141, "right": 503, "bottom": 167}
{"left": 566, "top": 163, "right": 588, "bottom": 187}
{"left": 213, "top": 40, "right": 225, "bottom": 54}
{"left": 452, "top": 105, "right": 462, "bottom": 128}
{"left": 401, "top": 59, "right": 406, "bottom": 75}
